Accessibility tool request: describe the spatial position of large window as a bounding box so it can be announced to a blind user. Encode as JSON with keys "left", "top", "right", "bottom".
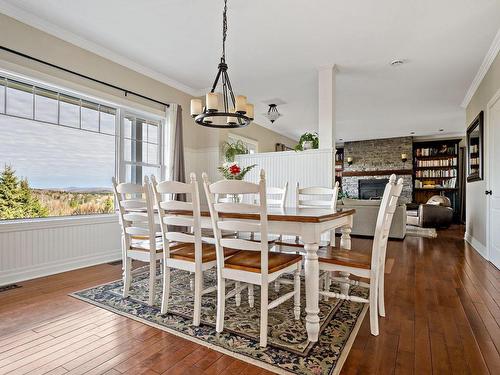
{"left": 122, "top": 114, "right": 163, "bottom": 184}
{"left": 0, "top": 74, "right": 165, "bottom": 220}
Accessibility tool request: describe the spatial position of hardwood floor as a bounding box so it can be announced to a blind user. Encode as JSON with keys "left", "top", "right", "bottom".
{"left": 0, "top": 225, "right": 499, "bottom": 374}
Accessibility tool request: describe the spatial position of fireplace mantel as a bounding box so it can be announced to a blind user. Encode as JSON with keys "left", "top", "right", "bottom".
{"left": 342, "top": 169, "right": 412, "bottom": 177}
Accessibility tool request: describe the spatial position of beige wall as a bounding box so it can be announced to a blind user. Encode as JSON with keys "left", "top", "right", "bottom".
{"left": 0, "top": 13, "right": 295, "bottom": 152}
{"left": 465, "top": 51, "right": 500, "bottom": 248}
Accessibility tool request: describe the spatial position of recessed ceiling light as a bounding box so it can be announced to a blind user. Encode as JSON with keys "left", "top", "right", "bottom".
{"left": 410, "top": 131, "right": 415, "bottom": 135}
{"left": 439, "top": 128, "right": 444, "bottom": 132}
{"left": 339, "top": 138, "right": 343, "bottom": 141}
{"left": 390, "top": 59, "right": 405, "bottom": 66}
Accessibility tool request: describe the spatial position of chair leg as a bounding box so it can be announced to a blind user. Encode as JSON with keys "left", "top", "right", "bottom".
{"left": 248, "top": 284, "right": 254, "bottom": 308}
{"left": 378, "top": 273, "right": 385, "bottom": 317}
{"left": 148, "top": 260, "right": 155, "bottom": 306}
{"left": 329, "top": 230, "right": 335, "bottom": 247}
{"left": 193, "top": 270, "right": 203, "bottom": 326}
{"left": 274, "top": 280, "right": 280, "bottom": 292}
{"left": 235, "top": 281, "right": 241, "bottom": 307}
{"left": 323, "top": 272, "right": 332, "bottom": 301}
{"left": 259, "top": 282, "right": 269, "bottom": 347}
{"left": 294, "top": 264, "right": 301, "bottom": 320}
{"left": 161, "top": 265, "right": 171, "bottom": 314}
{"left": 216, "top": 278, "right": 226, "bottom": 333}
{"left": 369, "top": 278, "right": 379, "bottom": 336}
{"left": 189, "top": 273, "right": 194, "bottom": 292}
{"left": 122, "top": 257, "right": 132, "bottom": 298}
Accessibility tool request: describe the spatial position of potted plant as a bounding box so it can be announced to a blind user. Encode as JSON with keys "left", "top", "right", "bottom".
{"left": 221, "top": 140, "right": 248, "bottom": 162}
{"left": 294, "top": 132, "right": 319, "bottom": 151}
{"left": 218, "top": 162, "right": 257, "bottom": 180}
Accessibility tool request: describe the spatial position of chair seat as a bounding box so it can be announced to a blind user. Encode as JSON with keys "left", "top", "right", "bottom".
{"left": 317, "top": 247, "right": 371, "bottom": 269}
{"left": 170, "top": 243, "right": 239, "bottom": 263}
{"left": 224, "top": 250, "right": 302, "bottom": 274}
{"left": 130, "top": 238, "right": 163, "bottom": 252}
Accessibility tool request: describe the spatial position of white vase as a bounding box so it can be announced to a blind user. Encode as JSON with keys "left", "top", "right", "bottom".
{"left": 303, "top": 141, "right": 313, "bottom": 150}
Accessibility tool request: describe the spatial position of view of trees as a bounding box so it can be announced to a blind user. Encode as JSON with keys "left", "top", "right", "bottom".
{"left": 0, "top": 165, "right": 114, "bottom": 220}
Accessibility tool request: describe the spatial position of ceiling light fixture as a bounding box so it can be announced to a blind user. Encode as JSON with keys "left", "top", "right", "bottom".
{"left": 390, "top": 59, "right": 405, "bottom": 66}
{"left": 190, "top": 0, "right": 253, "bottom": 128}
{"left": 264, "top": 104, "right": 281, "bottom": 124}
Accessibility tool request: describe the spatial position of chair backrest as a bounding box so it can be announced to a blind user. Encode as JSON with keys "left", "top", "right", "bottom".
{"left": 266, "top": 182, "right": 288, "bottom": 208}
{"left": 203, "top": 170, "right": 269, "bottom": 276}
{"left": 151, "top": 173, "right": 202, "bottom": 261}
{"left": 296, "top": 181, "right": 339, "bottom": 209}
{"left": 370, "top": 174, "right": 404, "bottom": 277}
{"left": 252, "top": 182, "right": 288, "bottom": 207}
{"left": 112, "top": 177, "right": 157, "bottom": 252}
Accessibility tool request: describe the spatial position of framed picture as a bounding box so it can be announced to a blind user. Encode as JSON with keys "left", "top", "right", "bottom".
{"left": 466, "top": 111, "right": 484, "bottom": 182}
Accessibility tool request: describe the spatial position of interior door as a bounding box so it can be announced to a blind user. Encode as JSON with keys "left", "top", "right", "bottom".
{"left": 488, "top": 93, "right": 500, "bottom": 269}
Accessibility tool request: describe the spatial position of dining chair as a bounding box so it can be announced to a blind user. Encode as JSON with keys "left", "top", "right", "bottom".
{"left": 112, "top": 176, "right": 162, "bottom": 306}
{"left": 150, "top": 173, "right": 239, "bottom": 326}
{"left": 203, "top": 170, "right": 302, "bottom": 347}
{"left": 295, "top": 181, "right": 340, "bottom": 246}
{"left": 318, "top": 174, "right": 403, "bottom": 335}
{"left": 247, "top": 182, "right": 288, "bottom": 242}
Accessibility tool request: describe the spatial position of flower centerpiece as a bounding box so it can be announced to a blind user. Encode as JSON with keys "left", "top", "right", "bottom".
{"left": 218, "top": 162, "right": 257, "bottom": 180}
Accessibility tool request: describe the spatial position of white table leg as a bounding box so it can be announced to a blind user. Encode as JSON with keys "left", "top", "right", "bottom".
{"left": 339, "top": 223, "right": 353, "bottom": 295}
{"left": 304, "top": 242, "right": 320, "bottom": 342}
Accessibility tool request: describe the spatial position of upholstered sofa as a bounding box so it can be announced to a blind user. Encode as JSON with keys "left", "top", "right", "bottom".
{"left": 336, "top": 198, "right": 407, "bottom": 239}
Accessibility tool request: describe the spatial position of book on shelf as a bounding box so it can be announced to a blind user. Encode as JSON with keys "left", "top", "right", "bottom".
{"left": 415, "top": 144, "right": 458, "bottom": 157}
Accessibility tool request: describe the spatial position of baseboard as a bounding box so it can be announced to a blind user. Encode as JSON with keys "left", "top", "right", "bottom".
{"left": 464, "top": 232, "right": 488, "bottom": 260}
{"left": 0, "top": 250, "right": 121, "bottom": 286}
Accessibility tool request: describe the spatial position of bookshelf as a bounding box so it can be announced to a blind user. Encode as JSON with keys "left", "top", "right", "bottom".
{"left": 335, "top": 147, "right": 344, "bottom": 188}
{"left": 412, "top": 139, "right": 461, "bottom": 219}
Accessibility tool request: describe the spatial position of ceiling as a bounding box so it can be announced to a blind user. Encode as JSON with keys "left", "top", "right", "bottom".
{"left": 1, "top": 0, "right": 499, "bottom": 142}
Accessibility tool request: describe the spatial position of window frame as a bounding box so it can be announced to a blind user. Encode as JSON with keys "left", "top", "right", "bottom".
{"left": 0, "top": 69, "right": 167, "bottom": 223}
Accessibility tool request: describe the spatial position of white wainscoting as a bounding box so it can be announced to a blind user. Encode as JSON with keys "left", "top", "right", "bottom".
{"left": 236, "top": 149, "right": 335, "bottom": 207}
{"left": 0, "top": 215, "right": 121, "bottom": 286}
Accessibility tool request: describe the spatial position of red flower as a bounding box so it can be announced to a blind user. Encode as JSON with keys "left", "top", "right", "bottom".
{"left": 229, "top": 164, "right": 241, "bottom": 175}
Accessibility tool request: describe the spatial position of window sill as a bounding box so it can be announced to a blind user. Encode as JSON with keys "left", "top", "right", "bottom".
{"left": 0, "top": 214, "right": 119, "bottom": 233}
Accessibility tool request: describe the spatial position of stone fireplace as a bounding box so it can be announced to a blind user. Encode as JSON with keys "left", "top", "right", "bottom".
{"left": 341, "top": 136, "right": 413, "bottom": 202}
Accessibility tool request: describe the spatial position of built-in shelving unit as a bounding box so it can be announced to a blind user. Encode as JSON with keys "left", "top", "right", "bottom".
{"left": 335, "top": 147, "right": 344, "bottom": 188}
{"left": 412, "top": 139, "right": 461, "bottom": 219}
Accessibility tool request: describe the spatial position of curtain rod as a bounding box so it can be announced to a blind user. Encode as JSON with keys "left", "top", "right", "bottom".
{"left": 0, "top": 45, "right": 170, "bottom": 108}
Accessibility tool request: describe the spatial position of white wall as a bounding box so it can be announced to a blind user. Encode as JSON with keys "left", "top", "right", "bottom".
{"left": 0, "top": 216, "right": 121, "bottom": 286}
{"left": 465, "top": 50, "right": 500, "bottom": 256}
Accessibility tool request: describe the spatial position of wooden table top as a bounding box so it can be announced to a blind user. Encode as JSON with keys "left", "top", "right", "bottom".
{"left": 175, "top": 207, "right": 356, "bottom": 224}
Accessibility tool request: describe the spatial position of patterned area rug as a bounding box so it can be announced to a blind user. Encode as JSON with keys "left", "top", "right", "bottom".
{"left": 71, "top": 269, "right": 368, "bottom": 375}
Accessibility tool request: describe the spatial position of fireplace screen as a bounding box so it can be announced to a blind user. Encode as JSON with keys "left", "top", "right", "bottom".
{"left": 358, "top": 179, "right": 389, "bottom": 200}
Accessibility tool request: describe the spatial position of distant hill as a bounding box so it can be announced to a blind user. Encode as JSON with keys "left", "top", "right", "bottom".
{"left": 34, "top": 187, "right": 113, "bottom": 194}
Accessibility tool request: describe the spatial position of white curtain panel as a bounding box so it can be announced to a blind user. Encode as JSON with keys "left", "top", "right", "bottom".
{"left": 164, "top": 104, "right": 177, "bottom": 181}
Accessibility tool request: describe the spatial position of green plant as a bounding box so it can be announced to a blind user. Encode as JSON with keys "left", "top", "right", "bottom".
{"left": 218, "top": 162, "right": 257, "bottom": 180}
{"left": 294, "top": 132, "right": 319, "bottom": 151}
{"left": 221, "top": 140, "right": 248, "bottom": 162}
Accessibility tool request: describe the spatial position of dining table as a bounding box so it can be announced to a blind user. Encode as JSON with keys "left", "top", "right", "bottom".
{"left": 172, "top": 206, "right": 356, "bottom": 343}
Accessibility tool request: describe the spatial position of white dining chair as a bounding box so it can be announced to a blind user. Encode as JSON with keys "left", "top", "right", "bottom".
{"left": 247, "top": 182, "right": 288, "bottom": 242}
{"left": 150, "top": 173, "right": 239, "bottom": 326}
{"left": 112, "top": 177, "right": 162, "bottom": 306}
{"left": 295, "top": 181, "right": 339, "bottom": 246}
{"left": 203, "top": 170, "right": 302, "bottom": 347}
{"left": 318, "top": 174, "right": 403, "bottom": 335}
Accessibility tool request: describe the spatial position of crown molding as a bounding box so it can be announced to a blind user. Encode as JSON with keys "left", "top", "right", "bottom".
{"left": 461, "top": 28, "right": 500, "bottom": 108}
{"left": 0, "top": 0, "right": 200, "bottom": 97}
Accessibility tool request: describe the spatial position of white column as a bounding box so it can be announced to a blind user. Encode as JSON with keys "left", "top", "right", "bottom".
{"left": 318, "top": 65, "right": 337, "bottom": 150}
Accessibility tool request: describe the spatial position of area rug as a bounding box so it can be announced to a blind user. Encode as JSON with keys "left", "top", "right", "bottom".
{"left": 406, "top": 224, "right": 438, "bottom": 238}
{"left": 71, "top": 269, "right": 368, "bottom": 375}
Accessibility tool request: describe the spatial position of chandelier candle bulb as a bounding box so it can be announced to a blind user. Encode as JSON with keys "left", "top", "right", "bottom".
{"left": 206, "top": 93, "right": 219, "bottom": 111}
{"left": 190, "top": 99, "right": 202, "bottom": 116}
{"left": 235, "top": 95, "right": 247, "bottom": 113}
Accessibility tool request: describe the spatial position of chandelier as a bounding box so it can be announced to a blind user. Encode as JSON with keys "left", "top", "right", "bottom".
{"left": 264, "top": 104, "right": 281, "bottom": 124}
{"left": 190, "top": 0, "right": 253, "bottom": 128}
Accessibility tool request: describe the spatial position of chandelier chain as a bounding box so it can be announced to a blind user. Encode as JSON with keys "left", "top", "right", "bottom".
{"left": 222, "top": 0, "right": 228, "bottom": 60}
